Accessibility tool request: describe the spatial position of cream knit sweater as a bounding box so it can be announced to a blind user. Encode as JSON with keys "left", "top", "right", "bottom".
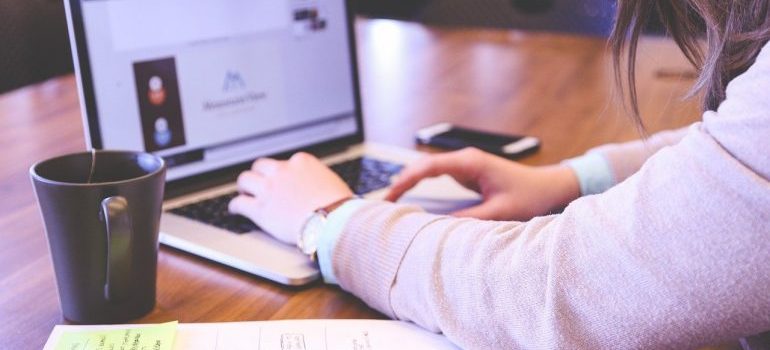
{"left": 329, "top": 42, "right": 770, "bottom": 349}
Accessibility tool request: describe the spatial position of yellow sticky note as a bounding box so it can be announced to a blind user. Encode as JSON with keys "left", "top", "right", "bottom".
{"left": 55, "top": 321, "right": 178, "bottom": 350}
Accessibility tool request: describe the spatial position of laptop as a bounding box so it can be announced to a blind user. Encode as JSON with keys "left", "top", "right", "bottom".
{"left": 64, "top": 0, "right": 480, "bottom": 285}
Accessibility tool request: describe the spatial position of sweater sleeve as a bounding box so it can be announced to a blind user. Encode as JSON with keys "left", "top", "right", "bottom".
{"left": 331, "top": 44, "right": 770, "bottom": 348}
{"left": 564, "top": 127, "right": 689, "bottom": 196}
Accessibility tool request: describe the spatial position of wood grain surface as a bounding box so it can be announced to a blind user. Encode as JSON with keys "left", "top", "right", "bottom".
{"left": 0, "top": 18, "right": 709, "bottom": 349}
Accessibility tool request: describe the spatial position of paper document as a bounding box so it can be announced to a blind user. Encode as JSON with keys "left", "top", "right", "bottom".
{"left": 44, "top": 319, "right": 459, "bottom": 350}
{"left": 52, "top": 321, "right": 177, "bottom": 350}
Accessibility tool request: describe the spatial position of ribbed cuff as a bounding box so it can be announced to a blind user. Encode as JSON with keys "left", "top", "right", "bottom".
{"left": 317, "top": 199, "right": 367, "bottom": 285}
{"left": 562, "top": 153, "right": 616, "bottom": 196}
{"left": 332, "top": 201, "right": 445, "bottom": 318}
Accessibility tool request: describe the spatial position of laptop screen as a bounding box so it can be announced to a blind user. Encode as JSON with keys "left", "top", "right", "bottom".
{"left": 68, "top": 0, "right": 361, "bottom": 181}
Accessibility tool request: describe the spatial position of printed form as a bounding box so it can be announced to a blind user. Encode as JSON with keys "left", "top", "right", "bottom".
{"left": 44, "top": 319, "right": 459, "bottom": 350}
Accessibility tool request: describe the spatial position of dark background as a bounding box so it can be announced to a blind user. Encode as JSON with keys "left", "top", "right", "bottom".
{"left": 355, "top": 0, "right": 618, "bottom": 36}
{"left": 0, "top": 0, "right": 665, "bottom": 95}
{"left": 0, "top": 0, "right": 73, "bottom": 94}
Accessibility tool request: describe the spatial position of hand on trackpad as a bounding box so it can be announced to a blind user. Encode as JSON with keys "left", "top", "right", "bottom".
{"left": 398, "top": 175, "right": 481, "bottom": 215}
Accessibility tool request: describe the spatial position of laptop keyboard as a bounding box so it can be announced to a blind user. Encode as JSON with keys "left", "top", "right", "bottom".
{"left": 169, "top": 157, "right": 403, "bottom": 234}
{"left": 170, "top": 192, "right": 256, "bottom": 233}
{"left": 329, "top": 156, "right": 404, "bottom": 195}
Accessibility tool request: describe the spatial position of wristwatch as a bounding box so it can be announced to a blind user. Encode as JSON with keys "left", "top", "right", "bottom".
{"left": 297, "top": 196, "right": 354, "bottom": 261}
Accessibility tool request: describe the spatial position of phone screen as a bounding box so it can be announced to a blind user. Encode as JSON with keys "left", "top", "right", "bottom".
{"left": 417, "top": 125, "right": 539, "bottom": 158}
{"left": 437, "top": 128, "right": 523, "bottom": 148}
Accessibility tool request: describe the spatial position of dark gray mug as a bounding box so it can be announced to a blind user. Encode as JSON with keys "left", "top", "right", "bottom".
{"left": 30, "top": 150, "right": 165, "bottom": 324}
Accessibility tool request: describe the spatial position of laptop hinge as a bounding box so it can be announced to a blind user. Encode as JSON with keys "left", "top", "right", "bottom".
{"left": 164, "top": 161, "right": 247, "bottom": 200}
{"left": 305, "top": 142, "right": 351, "bottom": 159}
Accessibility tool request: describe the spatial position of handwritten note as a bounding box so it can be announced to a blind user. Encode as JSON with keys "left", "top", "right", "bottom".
{"left": 54, "top": 321, "right": 177, "bottom": 350}
{"left": 279, "top": 333, "right": 306, "bottom": 350}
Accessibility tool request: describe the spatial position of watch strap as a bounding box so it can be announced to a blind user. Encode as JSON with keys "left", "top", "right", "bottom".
{"left": 297, "top": 195, "right": 357, "bottom": 257}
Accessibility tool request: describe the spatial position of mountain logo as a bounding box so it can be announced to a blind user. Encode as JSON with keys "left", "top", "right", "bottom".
{"left": 223, "top": 70, "right": 246, "bottom": 92}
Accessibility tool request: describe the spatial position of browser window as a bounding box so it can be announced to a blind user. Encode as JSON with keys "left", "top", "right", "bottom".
{"left": 79, "top": 0, "right": 359, "bottom": 180}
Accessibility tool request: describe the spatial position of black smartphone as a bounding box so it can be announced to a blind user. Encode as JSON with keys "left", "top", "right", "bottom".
{"left": 416, "top": 123, "right": 540, "bottom": 158}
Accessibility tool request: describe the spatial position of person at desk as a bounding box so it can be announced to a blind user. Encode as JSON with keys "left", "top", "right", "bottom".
{"left": 229, "top": 0, "right": 770, "bottom": 348}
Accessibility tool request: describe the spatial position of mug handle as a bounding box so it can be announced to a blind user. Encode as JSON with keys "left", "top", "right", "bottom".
{"left": 100, "top": 196, "right": 133, "bottom": 302}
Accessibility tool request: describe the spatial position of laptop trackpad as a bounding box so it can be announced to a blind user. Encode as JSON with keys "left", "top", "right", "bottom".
{"left": 398, "top": 175, "right": 482, "bottom": 215}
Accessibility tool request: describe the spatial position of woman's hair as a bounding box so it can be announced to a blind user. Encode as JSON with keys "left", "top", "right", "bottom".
{"left": 610, "top": 0, "right": 770, "bottom": 129}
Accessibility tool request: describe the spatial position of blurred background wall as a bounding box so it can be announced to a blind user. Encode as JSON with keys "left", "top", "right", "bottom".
{"left": 0, "top": 0, "right": 73, "bottom": 94}
{"left": 0, "top": 0, "right": 666, "bottom": 95}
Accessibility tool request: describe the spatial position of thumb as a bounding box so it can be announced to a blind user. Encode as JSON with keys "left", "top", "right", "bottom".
{"left": 386, "top": 151, "right": 478, "bottom": 202}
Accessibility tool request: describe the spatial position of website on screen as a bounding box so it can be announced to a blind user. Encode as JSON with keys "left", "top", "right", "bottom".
{"left": 80, "top": 0, "right": 358, "bottom": 180}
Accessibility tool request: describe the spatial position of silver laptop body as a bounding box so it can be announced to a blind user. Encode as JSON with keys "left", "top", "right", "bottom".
{"left": 65, "top": 0, "right": 479, "bottom": 285}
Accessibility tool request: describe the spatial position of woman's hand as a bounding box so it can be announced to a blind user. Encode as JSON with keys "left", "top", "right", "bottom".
{"left": 386, "top": 148, "right": 581, "bottom": 221}
{"left": 228, "top": 152, "right": 353, "bottom": 245}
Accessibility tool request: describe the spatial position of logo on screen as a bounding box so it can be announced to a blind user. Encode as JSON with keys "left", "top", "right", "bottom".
{"left": 223, "top": 71, "right": 246, "bottom": 92}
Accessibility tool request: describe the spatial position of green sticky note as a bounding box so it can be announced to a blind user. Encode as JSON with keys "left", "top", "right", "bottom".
{"left": 55, "top": 321, "right": 178, "bottom": 350}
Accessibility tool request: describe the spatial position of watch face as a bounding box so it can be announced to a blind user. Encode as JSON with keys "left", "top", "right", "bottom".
{"left": 300, "top": 213, "right": 325, "bottom": 255}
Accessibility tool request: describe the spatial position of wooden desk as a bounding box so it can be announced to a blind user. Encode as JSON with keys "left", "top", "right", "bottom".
{"left": 0, "top": 18, "right": 701, "bottom": 348}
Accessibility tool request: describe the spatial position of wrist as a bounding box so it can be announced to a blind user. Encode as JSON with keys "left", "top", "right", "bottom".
{"left": 297, "top": 195, "right": 356, "bottom": 259}
{"left": 323, "top": 195, "right": 355, "bottom": 214}
{"left": 315, "top": 198, "right": 368, "bottom": 284}
{"left": 543, "top": 165, "right": 581, "bottom": 211}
